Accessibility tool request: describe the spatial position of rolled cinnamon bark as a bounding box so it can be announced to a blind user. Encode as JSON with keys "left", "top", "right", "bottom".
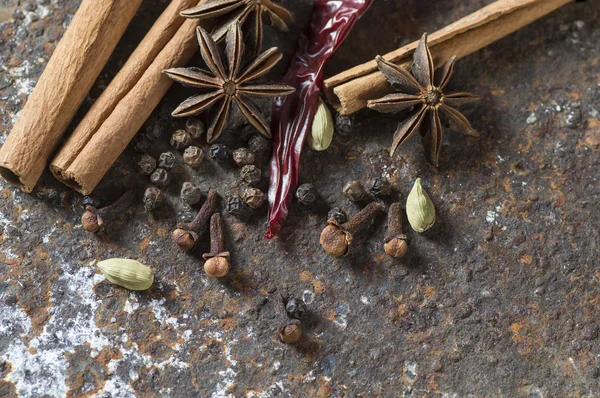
{"left": 0, "top": 0, "right": 143, "bottom": 192}
{"left": 50, "top": 0, "right": 199, "bottom": 184}
{"left": 323, "top": 0, "right": 574, "bottom": 115}
{"left": 54, "top": 15, "right": 210, "bottom": 194}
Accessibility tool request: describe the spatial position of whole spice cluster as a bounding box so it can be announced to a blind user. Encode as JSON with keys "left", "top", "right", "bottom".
{"left": 318, "top": 177, "right": 436, "bottom": 258}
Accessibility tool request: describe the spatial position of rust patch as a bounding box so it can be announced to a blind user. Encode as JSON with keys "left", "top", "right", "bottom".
{"left": 65, "top": 344, "right": 109, "bottom": 397}
{"left": 0, "top": 381, "right": 17, "bottom": 398}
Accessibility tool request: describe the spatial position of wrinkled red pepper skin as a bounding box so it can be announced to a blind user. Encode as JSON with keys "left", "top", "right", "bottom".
{"left": 266, "top": 0, "right": 374, "bottom": 239}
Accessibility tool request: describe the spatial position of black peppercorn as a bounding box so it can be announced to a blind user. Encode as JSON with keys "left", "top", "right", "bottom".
{"left": 82, "top": 195, "right": 103, "bottom": 209}
{"left": 226, "top": 195, "right": 249, "bottom": 218}
{"left": 241, "top": 165, "right": 262, "bottom": 185}
{"left": 145, "top": 123, "right": 164, "bottom": 142}
{"left": 343, "top": 180, "right": 366, "bottom": 202}
{"left": 335, "top": 113, "right": 353, "bottom": 136}
{"left": 171, "top": 129, "right": 192, "bottom": 150}
{"left": 296, "top": 183, "right": 318, "bottom": 206}
{"left": 238, "top": 125, "right": 257, "bottom": 142}
{"left": 183, "top": 146, "right": 204, "bottom": 167}
{"left": 210, "top": 144, "right": 230, "bottom": 162}
{"left": 132, "top": 134, "right": 151, "bottom": 153}
{"left": 150, "top": 168, "right": 170, "bottom": 187}
{"left": 158, "top": 152, "right": 176, "bottom": 170}
{"left": 285, "top": 298, "right": 308, "bottom": 320}
{"left": 136, "top": 154, "right": 157, "bottom": 176}
{"left": 185, "top": 117, "right": 205, "bottom": 139}
{"left": 144, "top": 187, "right": 163, "bottom": 212}
{"left": 369, "top": 177, "right": 392, "bottom": 197}
{"left": 232, "top": 148, "right": 255, "bottom": 167}
{"left": 241, "top": 187, "right": 265, "bottom": 209}
{"left": 327, "top": 207, "right": 348, "bottom": 224}
{"left": 180, "top": 182, "right": 203, "bottom": 205}
{"left": 248, "top": 135, "right": 270, "bottom": 155}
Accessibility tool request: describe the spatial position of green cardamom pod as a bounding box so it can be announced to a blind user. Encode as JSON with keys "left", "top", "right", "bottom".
{"left": 97, "top": 258, "right": 154, "bottom": 291}
{"left": 406, "top": 178, "right": 435, "bottom": 233}
{"left": 307, "top": 99, "right": 334, "bottom": 151}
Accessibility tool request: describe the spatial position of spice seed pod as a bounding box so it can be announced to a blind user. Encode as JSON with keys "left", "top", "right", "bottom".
{"left": 406, "top": 178, "right": 435, "bottom": 233}
{"left": 308, "top": 99, "right": 334, "bottom": 151}
{"left": 97, "top": 259, "right": 154, "bottom": 291}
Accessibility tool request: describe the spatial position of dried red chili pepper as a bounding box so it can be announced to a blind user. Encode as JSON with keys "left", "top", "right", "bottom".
{"left": 265, "top": 0, "right": 374, "bottom": 239}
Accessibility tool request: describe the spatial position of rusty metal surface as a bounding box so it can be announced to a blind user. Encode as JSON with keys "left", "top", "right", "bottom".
{"left": 1, "top": 0, "right": 600, "bottom": 397}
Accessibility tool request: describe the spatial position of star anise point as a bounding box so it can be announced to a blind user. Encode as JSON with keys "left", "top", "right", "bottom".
{"left": 182, "top": 0, "right": 293, "bottom": 55}
{"left": 165, "top": 23, "right": 294, "bottom": 143}
{"left": 370, "top": 32, "right": 480, "bottom": 166}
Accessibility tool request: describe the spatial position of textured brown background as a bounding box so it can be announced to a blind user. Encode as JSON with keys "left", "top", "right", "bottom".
{"left": 0, "top": 0, "right": 599, "bottom": 397}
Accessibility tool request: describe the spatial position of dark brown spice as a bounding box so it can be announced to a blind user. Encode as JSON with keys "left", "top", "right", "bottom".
{"left": 285, "top": 298, "right": 307, "bottom": 320}
{"left": 185, "top": 117, "right": 206, "bottom": 139}
{"left": 150, "top": 168, "right": 170, "bottom": 187}
{"left": 170, "top": 129, "right": 192, "bottom": 150}
{"left": 158, "top": 152, "right": 176, "bottom": 169}
{"left": 327, "top": 207, "right": 347, "bottom": 224}
{"left": 163, "top": 24, "right": 295, "bottom": 142}
{"left": 180, "top": 0, "right": 293, "bottom": 55}
{"left": 320, "top": 202, "right": 383, "bottom": 257}
{"left": 172, "top": 190, "right": 219, "bottom": 251}
{"left": 183, "top": 146, "right": 204, "bottom": 167}
{"left": 367, "top": 33, "right": 480, "bottom": 166}
{"left": 369, "top": 177, "right": 392, "bottom": 197}
{"left": 275, "top": 295, "right": 302, "bottom": 344}
{"left": 296, "top": 183, "right": 318, "bottom": 206}
{"left": 180, "top": 182, "right": 203, "bottom": 206}
{"left": 241, "top": 187, "right": 265, "bottom": 209}
{"left": 136, "top": 154, "right": 156, "bottom": 176}
{"left": 232, "top": 147, "right": 255, "bottom": 167}
{"left": 81, "top": 191, "right": 136, "bottom": 233}
{"left": 143, "top": 187, "right": 163, "bottom": 212}
{"left": 203, "top": 213, "right": 231, "bottom": 278}
{"left": 248, "top": 134, "right": 270, "bottom": 154}
{"left": 241, "top": 165, "right": 261, "bottom": 185}
{"left": 210, "top": 144, "right": 230, "bottom": 162}
{"left": 226, "top": 195, "right": 249, "bottom": 217}
{"left": 384, "top": 203, "right": 408, "bottom": 258}
{"left": 343, "top": 180, "right": 366, "bottom": 202}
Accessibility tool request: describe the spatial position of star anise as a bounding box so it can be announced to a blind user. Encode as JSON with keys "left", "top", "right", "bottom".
{"left": 163, "top": 24, "right": 295, "bottom": 143}
{"left": 367, "top": 33, "right": 480, "bottom": 166}
{"left": 181, "top": 0, "right": 293, "bottom": 55}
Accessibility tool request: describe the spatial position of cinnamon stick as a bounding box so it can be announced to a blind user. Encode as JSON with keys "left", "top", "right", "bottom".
{"left": 51, "top": 3, "right": 212, "bottom": 195}
{"left": 50, "top": 0, "right": 199, "bottom": 185}
{"left": 0, "top": 0, "right": 143, "bottom": 192}
{"left": 323, "top": 0, "right": 574, "bottom": 115}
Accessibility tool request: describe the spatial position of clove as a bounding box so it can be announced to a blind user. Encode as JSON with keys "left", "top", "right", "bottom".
{"left": 202, "top": 213, "right": 231, "bottom": 278}
{"left": 172, "top": 190, "right": 218, "bottom": 251}
{"left": 384, "top": 203, "right": 408, "bottom": 258}
{"left": 275, "top": 295, "right": 303, "bottom": 344}
{"left": 81, "top": 191, "right": 135, "bottom": 233}
{"left": 320, "top": 202, "right": 384, "bottom": 257}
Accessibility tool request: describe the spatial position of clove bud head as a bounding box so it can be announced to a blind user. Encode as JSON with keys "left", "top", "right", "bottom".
{"left": 384, "top": 235, "right": 408, "bottom": 258}
{"left": 202, "top": 252, "right": 231, "bottom": 278}
{"left": 320, "top": 220, "right": 353, "bottom": 257}
{"left": 172, "top": 228, "right": 198, "bottom": 252}
{"left": 82, "top": 207, "right": 103, "bottom": 233}
{"left": 279, "top": 321, "right": 302, "bottom": 344}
